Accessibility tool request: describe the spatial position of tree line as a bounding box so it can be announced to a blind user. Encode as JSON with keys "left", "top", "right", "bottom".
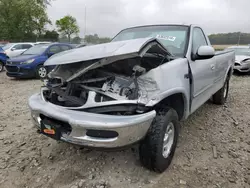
{"left": 208, "top": 32, "right": 250, "bottom": 45}
{"left": 0, "top": 0, "right": 80, "bottom": 42}
{"left": 0, "top": 0, "right": 51, "bottom": 41}
{"left": 0, "top": 0, "right": 112, "bottom": 44}
{"left": 2, "top": 1, "right": 248, "bottom": 45}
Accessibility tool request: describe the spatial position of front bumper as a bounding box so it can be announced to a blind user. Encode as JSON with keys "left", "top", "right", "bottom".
{"left": 5, "top": 65, "right": 36, "bottom": 78}
{"left": 234, "top": 62, "right": 250, "bottom": 72}
{"left": 28, "top": 93, "right": 156, "bottom": 148}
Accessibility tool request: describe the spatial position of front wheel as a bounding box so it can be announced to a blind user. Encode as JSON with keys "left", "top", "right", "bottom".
{"left": 213, "top": 77, "right": 229, "bottom": 105}
{"left": 36, "top": 65, "right": 47, "bottom": 79}
{"left": 0, "top": 62, "right": 4, "bottom": 72}
{"left": 139, "top": 107, "right": 180, "bottom": 173}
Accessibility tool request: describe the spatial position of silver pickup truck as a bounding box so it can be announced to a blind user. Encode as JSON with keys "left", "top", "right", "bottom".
{"left": 29, "top": 24, "right": 234, "bottom": 172}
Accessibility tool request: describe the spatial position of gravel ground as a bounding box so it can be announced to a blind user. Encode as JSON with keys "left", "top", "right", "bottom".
{"left": 0, "top": 72, "right": 249, "bottom": 188}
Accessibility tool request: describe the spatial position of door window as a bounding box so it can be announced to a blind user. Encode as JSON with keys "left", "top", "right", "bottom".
{"left": 60, "top": 45, "right": 71, "bottom": 51}
{"left": 12, "top": 44, "right": 23, "bottom": 50}
{"left": 49, "top": 45, "right": 61, "bottom": 54}
{"left": 22, "top": 44, "right": 33, "bottom": 49}
{"left": 192, "top": 28, "right": 208, "bottom": 54}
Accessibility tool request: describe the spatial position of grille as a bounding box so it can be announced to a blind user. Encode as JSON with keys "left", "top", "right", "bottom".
{"left": 6, "top": 66, "right": 19, "bottom": 72}
{"left": 86, "top": 130, "right": 119, "bottom": 138}
{"left": 40, "top": 114, "right": 72, "bottom": 133}
{"left": 6, "top": 61, "right": 19, "bottom": 65}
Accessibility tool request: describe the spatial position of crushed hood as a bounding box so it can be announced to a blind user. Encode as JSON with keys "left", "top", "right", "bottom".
{"left": 44, "top": 37, "right": 172, "bottom": 66}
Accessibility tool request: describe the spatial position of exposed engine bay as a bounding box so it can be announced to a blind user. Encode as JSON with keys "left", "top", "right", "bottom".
{"left": 42, "top": 38, "right": 173, "bottom": 115}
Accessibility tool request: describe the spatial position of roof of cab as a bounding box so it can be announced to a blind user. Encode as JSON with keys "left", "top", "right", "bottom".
{"left": 121, "top": 24, "right": 191, "bottom": 30}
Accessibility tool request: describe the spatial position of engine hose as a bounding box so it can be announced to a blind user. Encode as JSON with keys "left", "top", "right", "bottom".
{"left": 128, "top": 77, "right": 139, "bottom": 100}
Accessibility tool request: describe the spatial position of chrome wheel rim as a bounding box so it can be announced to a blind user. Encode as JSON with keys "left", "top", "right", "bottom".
{"left": 0, "top": 64, "right": 3, "bottom": 71}
{"left": 38, "top": 67, "right": 47, "bottom": 78}
{"left": 162, "top": 122, "right": 175, "bottom": 158}
{"left": 224, "top": 81, "right": 228, "bottom": 98}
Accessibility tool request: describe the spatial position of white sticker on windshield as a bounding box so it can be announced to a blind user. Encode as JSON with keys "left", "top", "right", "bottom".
{"left": 156, "top": 34, "right": 176, "bottom": 41}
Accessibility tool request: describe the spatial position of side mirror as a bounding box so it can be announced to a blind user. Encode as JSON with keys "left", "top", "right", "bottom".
{"left": 47, "top": 52, "right": 55, "bottom": 57}
{"left": 193, "top": 46, "right": 215, "bottom": 60}
{"left": 11, "top": 48, "right": 16, "bottom": 51}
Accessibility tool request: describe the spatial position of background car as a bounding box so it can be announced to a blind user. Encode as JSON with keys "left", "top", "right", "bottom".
{"left": 76, "top": 43, "right": 87, "bottom": 48}
{"left": 35, "top": 42, "right": 51, "bottom": 45}
{"left": 2, "top": 43, "right": 34, "bottom": 58}
{"left": 5, "top": 43, "right": 73, "bottom": 79}
{"left": 226, "top": 46, "right": 250, "bottom": 73}
{"left": 0, "top": 47, "right": 8, "bottom": 72}
{"left": 67, "top": 44, "right": 79, "bottom": 48}
{"left": 0, "top": 41, "right": 9, "bottom": 48}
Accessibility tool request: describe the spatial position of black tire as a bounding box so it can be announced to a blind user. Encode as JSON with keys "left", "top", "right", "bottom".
{"left": 0, "top": 61, "right": 4, "bottom": 72}
{"left": 139, "top": 107, "right": 180, "bottom": 173}
{"left": 213, "top": 77, "right": 229, "bottom": 105}
{"left": 36, "top": 65, "right": 47, "bottom": 79}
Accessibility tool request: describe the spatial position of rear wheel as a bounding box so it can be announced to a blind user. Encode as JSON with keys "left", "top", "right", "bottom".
{"left": 36, "top": 65, "right": 47, "bottom": 79}
{"left": 213, "top": 77, "right": 229, "bottom": 105}
{"left": 0, "top": 61, "right": 4, "bottom": 72}
{"left": 139, "top": 107, "right": 180, "bottom": 173}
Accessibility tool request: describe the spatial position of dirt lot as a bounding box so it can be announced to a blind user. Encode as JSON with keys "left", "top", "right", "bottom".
{"left": 0, "top": 72, "right": 249, "bottom": 188}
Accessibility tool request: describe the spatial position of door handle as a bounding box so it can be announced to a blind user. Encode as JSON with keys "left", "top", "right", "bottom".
{"left": 211, "top": 64, "right": 215, "bottom": 70}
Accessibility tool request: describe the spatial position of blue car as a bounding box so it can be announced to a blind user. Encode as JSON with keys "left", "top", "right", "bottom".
{"left": 5, "top": 43, "right": 73, "bottom": 78}
{"left": 0, "top": 47, "right": 8, "bottom": 72}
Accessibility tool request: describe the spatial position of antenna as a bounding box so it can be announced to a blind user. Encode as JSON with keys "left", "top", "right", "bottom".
{"left": 84, "top": 6, "right": 87, "bottom": 39}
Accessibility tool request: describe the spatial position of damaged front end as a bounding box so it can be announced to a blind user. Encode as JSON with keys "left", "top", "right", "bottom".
{"left": 29, "top": 38, "right": 174, "bottom": 148}
{"left": 42, "top": 38, "right": 172, "bottom": 115}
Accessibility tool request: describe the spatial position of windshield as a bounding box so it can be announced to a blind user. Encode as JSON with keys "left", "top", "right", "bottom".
{"left": 22, "top": 44, "right": 49, "bottom": 55}
{"left": 112, "top": 25, "right": 189, "bottom": 56}
{"left": 228, "top": 48, "right": 250, "bottom": 56}
{"left": 2, "top": 43, "right": 13, "bottom": 50}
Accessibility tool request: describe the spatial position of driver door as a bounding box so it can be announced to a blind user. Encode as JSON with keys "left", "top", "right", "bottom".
{"left": 189, "top": 27, "right": 216, "bottom": 113}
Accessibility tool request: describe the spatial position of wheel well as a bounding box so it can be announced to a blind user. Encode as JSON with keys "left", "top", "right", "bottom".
{"left": 37, "top": 63, "right": 44, "bottom": 67}
{"left": 154, "top": 93, "right": 185, "bottom": 120}
{"left": 227, "top": 67, "right": 232, "bottom": 79}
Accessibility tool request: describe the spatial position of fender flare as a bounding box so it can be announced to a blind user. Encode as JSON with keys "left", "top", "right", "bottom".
{"left": 145, "top": 87, "right": 189, "bottom": 120}
{"left": 224, "top": 65, "right": 233, "bottom": 82}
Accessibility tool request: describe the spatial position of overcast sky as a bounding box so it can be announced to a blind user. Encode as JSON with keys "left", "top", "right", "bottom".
{"left": 47, "top": 0, "right": 250, "bottom": 38}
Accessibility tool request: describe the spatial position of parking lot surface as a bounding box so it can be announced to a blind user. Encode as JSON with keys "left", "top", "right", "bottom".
{"left": 0, "top": 72, "right": 249, "bottom": 188}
